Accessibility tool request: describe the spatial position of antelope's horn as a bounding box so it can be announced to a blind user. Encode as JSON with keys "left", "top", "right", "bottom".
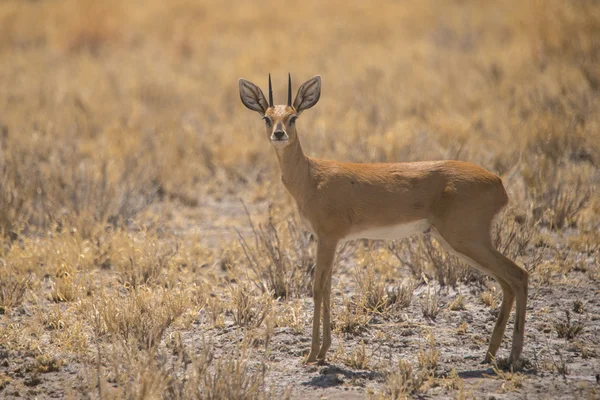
{"left": 287, "top": 73, "right": 292, "bottom": 107}
{"left": 268, "top": 73, "right": 274, "bottom": 108}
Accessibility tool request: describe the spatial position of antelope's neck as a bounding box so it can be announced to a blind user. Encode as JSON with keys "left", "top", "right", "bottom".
{"left": 274, "top": 137, "right": 310, "bottom": 201}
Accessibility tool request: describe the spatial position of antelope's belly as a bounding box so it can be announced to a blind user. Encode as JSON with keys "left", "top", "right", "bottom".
{"left": 343, "top": 219, "right": 430, "bottom": 242}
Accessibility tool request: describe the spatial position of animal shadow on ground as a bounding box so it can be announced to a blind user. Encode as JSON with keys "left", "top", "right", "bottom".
{"left": 458, "top": 358, "right": 538, "bottom": 380}
{"left": 302, "top": 365, "right": 383, "bottom": 388}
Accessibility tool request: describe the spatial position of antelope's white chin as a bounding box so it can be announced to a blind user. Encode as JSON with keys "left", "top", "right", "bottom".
{"left": 271, "top": 138, "right": 289, "bottom": 148}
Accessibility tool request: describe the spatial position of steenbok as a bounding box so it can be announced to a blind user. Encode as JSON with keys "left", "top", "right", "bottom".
{"left": 238, "top": 74, "right": 528, "bottom": 367}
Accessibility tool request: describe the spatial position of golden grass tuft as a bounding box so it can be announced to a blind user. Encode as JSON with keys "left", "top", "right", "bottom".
{"left": 95, "top": 287, "right": 191, "bottom": 349}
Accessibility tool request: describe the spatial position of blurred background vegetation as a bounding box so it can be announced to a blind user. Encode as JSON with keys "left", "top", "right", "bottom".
{"left": 0, "top": 0, "right": 598, "bottom": 237}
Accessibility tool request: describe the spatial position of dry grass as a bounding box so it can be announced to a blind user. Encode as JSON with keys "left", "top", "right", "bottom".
{"left": 239, "top": 213, "right": 314, "bottom": 299}
{"left": 377, "top": 333, "right": 440, "bottom": 398}
{"left": 341, "top": 340, "right": 371, "bottom": 370}
{"left": 333, "top": 295, "right": 372, "bottom": 335}
{"left": 229, "top": 283, "right": 272, "bottom": 329}
{"left": 490, "top": 361, "right": 525, "bottom": 393}
{"left": 554, "top": 310, "right": 585, "bottom": 340}
{"left": 0, "top": 0, "right": 599, "bottom": 398}
{"left": 95, "top": 287, "right": 192, "bottom": 349}
{"left": 481, "top": 286, "right": 501, "bottom": 311}
{"left": 420, "top": 286, "right": 441, "bottom": 320}
{"left": 0, "top": 270, "right": 30, "bottom": 311}
{"left": 448, "top": 295, "right": 466, "bottom": 311}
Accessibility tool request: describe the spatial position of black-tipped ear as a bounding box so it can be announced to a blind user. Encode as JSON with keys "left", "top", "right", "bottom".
{"left": 239, "top": 78, "right": 269, "bottom": 115}
{"left": 293, "top": 76, "right": 321, "bottom": 114}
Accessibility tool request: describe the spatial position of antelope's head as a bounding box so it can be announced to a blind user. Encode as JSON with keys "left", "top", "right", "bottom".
{"left": 238, "top": 74, "right": 321, "bottom": 149}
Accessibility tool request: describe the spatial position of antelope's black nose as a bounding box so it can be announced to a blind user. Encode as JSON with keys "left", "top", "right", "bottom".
{"left": 274, "top": 130, "right": 285, "bottom": 140}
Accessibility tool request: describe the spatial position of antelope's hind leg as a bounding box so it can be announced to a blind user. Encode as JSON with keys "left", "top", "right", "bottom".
{"left": 432, "top": 229, "right": 528, "bottom": 365}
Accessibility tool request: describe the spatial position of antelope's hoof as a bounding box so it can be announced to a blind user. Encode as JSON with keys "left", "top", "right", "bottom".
{"left": 304, "top": 352, "right": 319, "bottom": 365}
{"left": 507, "top": 357, "right": 525, "bottom": 371}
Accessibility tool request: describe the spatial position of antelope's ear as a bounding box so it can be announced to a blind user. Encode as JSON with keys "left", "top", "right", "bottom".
{"left": 239, "top": 78, "right": 268, "bottom": 115}
{"left": 293, "top": 76, "right": 321, "bottom": 114}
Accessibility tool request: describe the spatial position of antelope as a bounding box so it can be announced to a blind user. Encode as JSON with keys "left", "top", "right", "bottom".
{"left": 238, "top": 74, "right": 528, "bottom": 367}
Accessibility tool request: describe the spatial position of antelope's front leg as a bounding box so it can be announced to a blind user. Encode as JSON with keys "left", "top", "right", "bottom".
{"left": 305, "top": 288, "right": 322, "bottom": 363}
{"left": 317, "top": 270, "right": 333, "bottom": 361}
{"left": 305, "top": 239, "right": 337, "bottom": 364}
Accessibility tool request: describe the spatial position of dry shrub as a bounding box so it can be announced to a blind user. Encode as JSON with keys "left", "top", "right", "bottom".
{"left": 273, "top": 300, "right": 305, "bottom": 334}
{"left": 342, "top": 340, "right": 371, "bottom": 370}
{"left": 0, "top": 152, "right": 34, "bottom": 237}
{"left": 170, "top": 343, "right": 273, "bottom": 400}
{"left": 354, "top": 265, "right": 388, "bottom": 312}
{"left": 543, "top": 180, "right": 592, "bottom": 230}
{"left": 120, "top": 351, "right": 171, "bottom": 400}
{"left": 420, "top": 286, "right": 440, "bottom": 320}
{"left": 96, "top": 287, "right": 190, "bottom": 349}
{"left": 206, "top": 295, "right": 225, "bottom": 328}
{"left": 0, "top": 136, "right": 160, "bottom": 237}
{"left": 481, "top": 286, "right": 500, "bottom": 311}
{"left": 334, "top": 295, "right": 371, "bottom": 335}
{"left": 112, "top": 232, "right": 180, "bottom": 289}
{"left": 524, "top": 0, "right": 600, "bottom": 169}
{"left": 532, "top": 261, "right": 559, "bottom": 286}
{"left": 377, "top": 333, "right": 439, "bottom": 398}
{"left": 229, "top": 283, "right": 272, "bottom": 329}
{"left": 456, "top": 322, "right": 468, "bottom": 336}
{"left": 569, "top": 230, "right": 600, "bottom": 255}
{"left": 110, "top": 339, "right": 273, "bottom": 400}
{"left": 50, "top": 268, "right": 78, "bottom": 303}
{"left": 448, "top": 295, "right": 465, "bottom": 311}
{"left": 439, "top": 368, "right": 470, "bottom": 396}
{"left": 35, "top": 354, "right": 63, "bottom": 373}
{"left": 388, "top": 240, "right": 426, "bottom": 284}
{"left": 573, "top": 299, "right": 585, "bottom": 314}
{"left": 491, "top": 361, "right": 525, "bottom": 393}
{"left": 417, "top": 334, "right": 440, "bottom": 373}
{"left": 493, "top": 207, "right": 538, "bottom": 263}
{"left": 193, "top": 354, "right": 267, "bottom": 400}
{"left": 239, "top": 212, "right": 314, "bottom": 299}
{"left": 554, "top": 310, "right": 585, "bottom": 340}
{"left": 354, "top": 265, "right": 415, "bottom": 314}
{"left": 389, "top": 235, "right": 482, "bottom": 288}
{"left": 42, "top": 305, "right": 66, "bottom": 331}
{"left": 387, "top": 207, "right": 537, "bottom": 291}
{"left": 380, "top": 358, "right": 414, "bottom": 400}
{"left": 386, "top": 280, "right": 415, "bottom": 311}
{"left": 43, "top": 154, "right": 161, "bottom": 236}
{"left": 587, "top": 264, "right": 600, "bottom": 282}
{"left": 0, "top": 269, "right": 31, "bottom": 310}
{"left": 520, "top": 82, "right": 598, "bottom": 168}
{"left": 523, "top": 159, "right": 595, "bottom": 230}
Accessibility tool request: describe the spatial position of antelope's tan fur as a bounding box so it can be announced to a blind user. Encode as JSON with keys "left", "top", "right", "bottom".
{"left": 239, "top": 75, "right": 529, "bottom": 366}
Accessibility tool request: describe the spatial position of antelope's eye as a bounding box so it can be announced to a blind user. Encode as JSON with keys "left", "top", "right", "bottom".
{"left": 289, "top": 116, "right": 298, "bottom": 126}
{"left": 263, "top": 117, "right": 272, "bottom": 127}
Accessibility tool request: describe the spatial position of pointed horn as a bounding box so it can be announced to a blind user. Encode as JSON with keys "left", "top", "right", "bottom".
{"left": 287, "top": 73, "right": 292, "bottom": 107}
{"left": 268, "top": 73, "right": 274, "bottom": 108}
